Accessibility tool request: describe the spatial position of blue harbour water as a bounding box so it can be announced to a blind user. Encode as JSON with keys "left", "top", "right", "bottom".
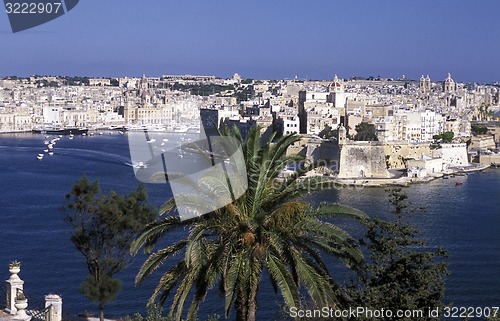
{"left": 0, "top": 133, "right": 499, "bottom": 320}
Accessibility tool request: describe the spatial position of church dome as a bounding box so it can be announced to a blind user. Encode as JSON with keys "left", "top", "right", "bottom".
{"left": 444, "top": 73, "right": 454, "bottom": 83}
{"left": 329, "top": 74, "right": 342, "bottom": 87}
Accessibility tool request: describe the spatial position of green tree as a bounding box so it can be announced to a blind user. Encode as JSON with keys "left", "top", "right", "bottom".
{"left": 471, "top": 124, "right": 488, "bottom": 135}
{"left": 64, "top": 177, "right": 157, "bottom": 321}
{"left": 347, "top": 189, "right": 448, "bottom": 320}
{"left": 318, "top": 125, "right": 338, "bottom": 139}
{"left": 433, "top": 131, "right": 454, "bottom": 143}
{"left": 352, "top": 122, "right": 378, "bottom": 141}
{"left": 132, "top": 126, "right": 367, "bottom": 321}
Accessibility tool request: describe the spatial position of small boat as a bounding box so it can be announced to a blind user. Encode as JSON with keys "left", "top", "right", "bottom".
{"left": 455, "top": 182, "right": 463, "bottom": 186}
{"left": 82, "top": 133, "right": 87, "bottom": 136}
{"left": 44, "top": 149, "right": 49, "bottom": 153}
{"left": 37, "top": 154, "right": 44, "bottom": 160}
{"left": 133, "top": 162, "right": 147, "bottom": 169}
{"left": 48, "top": 151, "right": 54, "bottom": 156}
{"left": 443, "top": 176, "right": 449, "bottom": 179}
{"left": 147, "top": 139, "right": 156, "bottom": 143}
{"left": 48, "top": 144, "right": 54, "bottom": 149}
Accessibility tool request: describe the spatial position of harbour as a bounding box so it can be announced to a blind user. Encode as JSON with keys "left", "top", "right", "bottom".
{"left": 0, "top": 133, "right": 499, "bottom": 320}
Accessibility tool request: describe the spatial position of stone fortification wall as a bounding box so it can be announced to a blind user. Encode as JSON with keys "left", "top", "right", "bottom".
{"left": 338, "top": 141, "right": 391, "bottom": 178}
{"left": 383, "top": 142, "right": 431, "bottom": 169}
{"left": 433, "top": 143, "right": 468, "bottom": 167}
{"left": 469, "top": 135, "right": 496, "bottom": 151}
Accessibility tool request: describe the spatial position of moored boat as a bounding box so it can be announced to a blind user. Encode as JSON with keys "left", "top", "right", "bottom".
{"left": 32, "top": 127, "right": 89, "bottom": 135}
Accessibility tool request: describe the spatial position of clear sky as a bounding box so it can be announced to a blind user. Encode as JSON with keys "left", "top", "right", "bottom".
{"left": 1, "top": 0, "right": 500, "bottom": 83}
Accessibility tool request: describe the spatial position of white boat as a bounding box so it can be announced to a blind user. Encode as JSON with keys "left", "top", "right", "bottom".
{"left": 69, "top": 134, "right": 74, "bottom": 140}
{"left": 48, "top": 151, "right": 54, "bottom": 156}
{"left": 48, "top": 144, "right": 54, "bottom": 149}
{"left": 37, "top": 154, "right": 44, "bottom": 160}
{"left": 147, "top": 139, "right": 156, "bottom": 143}
{"left": 82, "top": 133, "right": 87, "bottom": 136}
{"left": 44, "top": 149, "right": 49, "bottom": 153}
{"left": 133, "top": 162, "right": 147, "bottom": 169}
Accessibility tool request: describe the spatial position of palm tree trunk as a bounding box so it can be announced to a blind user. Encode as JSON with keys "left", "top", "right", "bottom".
{"left": 235, "top": 293, "right": 248, "bottom": 321}
{"left": 247, "top": 294, "right": 257, "bottom": 321}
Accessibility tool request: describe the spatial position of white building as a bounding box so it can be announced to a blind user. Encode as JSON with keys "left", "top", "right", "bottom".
{"left": 376, "top": 110, "right": 444, "bottom": 142}
{"left": 277, "top": 116, "right": 300, "bottom": 135}
{"left": 42, "top": 106, "right": 62, "bottom": 124}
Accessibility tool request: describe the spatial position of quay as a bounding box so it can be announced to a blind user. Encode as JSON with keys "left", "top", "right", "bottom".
{"left": 318, "top": 163, "right": 492, "bottom": 188}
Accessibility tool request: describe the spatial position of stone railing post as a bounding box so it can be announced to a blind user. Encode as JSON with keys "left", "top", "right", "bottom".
{"left": 13, "top": 289, "right": 30, "bottom": 321}
{"left": 44, "top": 294, "right": 62, "bottom": 321}
{"left": 6, "top": 264, "right": 24, "bottom": 315}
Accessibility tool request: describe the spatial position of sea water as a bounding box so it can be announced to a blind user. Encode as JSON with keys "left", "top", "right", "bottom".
{"left": 0, "top": 133, "right": 498, "bottom": 320}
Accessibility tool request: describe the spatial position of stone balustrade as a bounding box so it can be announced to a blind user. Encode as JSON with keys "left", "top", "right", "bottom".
{"left": 3, "top": 263, "right": 61, "bottom": 321}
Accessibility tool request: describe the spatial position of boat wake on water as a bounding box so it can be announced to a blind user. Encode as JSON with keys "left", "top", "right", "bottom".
{"left": 54, "top": 147, "right": 133, "bottom": 166}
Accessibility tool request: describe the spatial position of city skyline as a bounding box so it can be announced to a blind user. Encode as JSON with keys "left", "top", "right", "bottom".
{"left": 1, "top": 1, "right": 500, "bottom": 82}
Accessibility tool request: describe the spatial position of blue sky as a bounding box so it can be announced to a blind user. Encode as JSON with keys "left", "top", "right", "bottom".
{"left": 1, "top": 0, "right": 500, "bottom": 82}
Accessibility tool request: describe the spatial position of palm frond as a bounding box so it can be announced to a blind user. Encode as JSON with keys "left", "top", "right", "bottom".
{"left": 265, "top": 253, "right": 300, "bottom": 310}
{"left": 131, "top": 216, "right": 189, "bottom": 254}
{"left": 316, "top": 203, "right": 368, "bottom": 221}
{"left": 135, "top": 240, "right": 188, "bottom": 284}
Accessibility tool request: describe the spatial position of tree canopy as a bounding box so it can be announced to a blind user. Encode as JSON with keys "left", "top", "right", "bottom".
{"left": 352, "top": 122, "right": 378, "bottom": 141}
{"left": 347, "top": 189, "right": 448, "bottom": 321}
{"left": 64, "top": 176, "right": 157, "bottom": 321}
{"left": 433, "top": 131, "right": 454, "bottom": 143}
{"left": 471, "top": 124, "right": 488, "bottom": 135}
{"left": 318, "top": 124, "right": 338, "bottom": 140}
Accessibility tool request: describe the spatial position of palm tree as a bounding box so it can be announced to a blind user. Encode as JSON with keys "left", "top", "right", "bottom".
{"left": 131, "top": 126, "right": 367, "bottom": 321}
